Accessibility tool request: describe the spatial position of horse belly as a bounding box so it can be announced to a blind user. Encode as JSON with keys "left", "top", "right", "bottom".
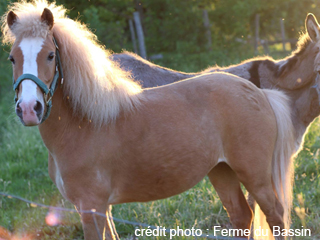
{"left": 108, "top": 154, "right": 216, "bottom": 204}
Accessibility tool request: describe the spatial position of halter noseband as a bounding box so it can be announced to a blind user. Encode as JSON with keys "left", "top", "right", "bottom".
{"left": 13, "top": 37, "right": 64, "bottom": 123}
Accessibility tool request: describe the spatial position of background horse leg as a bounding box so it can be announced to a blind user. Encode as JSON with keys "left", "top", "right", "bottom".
{"left": 105, "top": 205, "right": 120, "bottom": 240}
{"left": 208, "top": 163, "right": 253, "bottom": 238}
{"left": 247, "top": 193, "right": 256, "bottom": 239}
{"left": 247, "top": 193, "right": 256, "bottom": 211}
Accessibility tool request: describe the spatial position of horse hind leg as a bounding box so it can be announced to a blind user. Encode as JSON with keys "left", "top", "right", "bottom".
{"left": 234, "top": 161, "right": 285, "bottom": 240}
{"left": 242, "top": 178, "right": 285, "bottom": 240}
{"left": 208, "top": 163, "right": 253, "bottom": 239}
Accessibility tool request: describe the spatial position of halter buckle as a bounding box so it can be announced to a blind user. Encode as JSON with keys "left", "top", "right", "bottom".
{"left": 44, "top": 91, "right": 52, "bottom": 106}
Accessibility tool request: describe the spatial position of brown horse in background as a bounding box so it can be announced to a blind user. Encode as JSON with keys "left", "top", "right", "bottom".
{"left": 113, "top": 14, "right": 320, "bottom": 153}
{"left": 114, "top": 13, "right": 320, "bottom": 149}
{"left": 2, "top": 1, "right": 299, "bottom": 239}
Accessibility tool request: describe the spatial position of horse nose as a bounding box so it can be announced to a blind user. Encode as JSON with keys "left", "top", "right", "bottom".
{"left": 34, "top": 100, "right": 43, "bottom": 118}
{"left": 16, "top": 99, "right": 43, "bottom": 126}
{"left": 16, "top": 100, "right": 23, "bottom": 119}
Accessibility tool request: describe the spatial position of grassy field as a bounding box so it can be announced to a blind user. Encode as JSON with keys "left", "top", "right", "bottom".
{"left": 1, "top": 47, "right": 320, "bottom": 240}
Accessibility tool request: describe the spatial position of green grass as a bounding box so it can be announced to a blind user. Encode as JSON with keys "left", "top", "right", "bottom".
{"left": 1, "top": 49, "right": 320, "bottom": 239}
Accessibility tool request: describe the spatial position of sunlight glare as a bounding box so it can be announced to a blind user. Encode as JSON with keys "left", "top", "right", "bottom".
{"left": 45, "top": 211, "right": 61, "bottom": 226}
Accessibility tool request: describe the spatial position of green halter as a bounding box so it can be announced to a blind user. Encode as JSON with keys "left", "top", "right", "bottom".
{"left": 13, "top": 37, "right": 64, "bottom": 123}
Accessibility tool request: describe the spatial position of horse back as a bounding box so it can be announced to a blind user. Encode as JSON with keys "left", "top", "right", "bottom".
{"left": 111, "top": 52, "right": 194, "bottom": 87}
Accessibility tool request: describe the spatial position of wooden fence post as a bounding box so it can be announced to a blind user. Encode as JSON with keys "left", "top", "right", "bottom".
{"left": 202, "top": 9, "right": 212, "bottom": 51}
{"left": 261, "top": 40, "right": 270, "bottom": 55}
{"left": 133, "top": 11, "right": 147, "bottom": 59}
{"left": 129, "top": 19, "right": 138, "bottom": 54}
{"left": 134, "top": 0, "right": 145, "bottom": 33}
{"left": 280, "top": 18, "right": 286, "bottom": 51}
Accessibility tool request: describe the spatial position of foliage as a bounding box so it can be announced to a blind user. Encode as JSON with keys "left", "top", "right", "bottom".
{"left": 2, "top": 0, "right": 320, "bottom": 54}
{"left": 51, "top": 0, "right": 320, "bottom": 55}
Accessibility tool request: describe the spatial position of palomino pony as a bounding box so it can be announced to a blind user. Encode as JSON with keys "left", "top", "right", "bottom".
{"left": 113, "top": 14, "right": 320, "bottom": 235}
{"left": 2, "top": 1, "right": 296, "bottom": 239}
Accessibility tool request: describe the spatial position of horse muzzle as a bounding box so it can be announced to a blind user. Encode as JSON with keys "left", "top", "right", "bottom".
{"left": 16, "top": 96, "right": 44, "bottom": 126}
{"left": 13, "top": 73, "right": 57, "bottom": 125}
{"left": 13, "top": 76, "right": 46, "bottom": 126}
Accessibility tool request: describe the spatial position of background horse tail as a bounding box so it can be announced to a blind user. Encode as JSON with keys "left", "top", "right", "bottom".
{"left": 254, "top": 89, "right": 295, "bottom": 239}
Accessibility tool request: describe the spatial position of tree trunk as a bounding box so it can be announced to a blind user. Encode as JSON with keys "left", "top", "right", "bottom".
{"left": 254, "top": 14, "right": 260, "bottom": 55}
{"left": 202, "top": 9, "right": 212, "bottom": 51}
{"left": 280, "top": 18, "right": 286, "bottom": 51}
{"left": 133, "top": 11, "right": 147, "bottom": 59}
{"left": 134, "top": 0, "right": 146, "bottom": 35}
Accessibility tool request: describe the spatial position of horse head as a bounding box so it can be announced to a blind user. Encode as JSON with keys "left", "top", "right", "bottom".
{"left": 306, "top": 13, "right": 320, "bottom": 104}
{"left": 7, "top": 8, "right": 62, "bottom": 126}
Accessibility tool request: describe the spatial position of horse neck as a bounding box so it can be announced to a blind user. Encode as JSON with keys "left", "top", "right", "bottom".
{"left": 203, "top": 59, "right": 277, "bottom": 88}
{"left": 288, "top": 85, "right": 320, "bottom": 139}
{"left": 273, "top": 55, "right": 320, "bottom": 137}
{"left": 38, "top": 87, "right": 83, "bottom": 153}
{"left": 256, "top": 59, "right": 320, "bottom": 146}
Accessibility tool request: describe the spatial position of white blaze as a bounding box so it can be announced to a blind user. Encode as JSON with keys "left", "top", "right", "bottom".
{"left": 18, "top": 37, "right": 44, "bottom": 102}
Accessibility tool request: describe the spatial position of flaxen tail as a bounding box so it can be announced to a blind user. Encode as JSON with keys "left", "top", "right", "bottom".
{"left": 254, "top": 89, "right": 296, "bottom": 239}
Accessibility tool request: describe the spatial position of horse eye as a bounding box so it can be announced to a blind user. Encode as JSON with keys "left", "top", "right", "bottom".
{"left": 48, "top": 52, "right": 55, "bottom": 61}
{"left": 8, "top": 55, "right": 15, "bottom": 64}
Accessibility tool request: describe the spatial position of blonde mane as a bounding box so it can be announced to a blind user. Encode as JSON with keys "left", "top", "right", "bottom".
{"left": 1, "top": 0, "right": 143, "bottom": 126}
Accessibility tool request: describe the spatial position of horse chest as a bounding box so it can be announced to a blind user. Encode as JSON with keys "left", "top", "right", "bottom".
{"left": 54, "top": 166, "right": 68, "bottom": 199}
{"left": 48, "top": 155, "right": 70, "bottom": 201}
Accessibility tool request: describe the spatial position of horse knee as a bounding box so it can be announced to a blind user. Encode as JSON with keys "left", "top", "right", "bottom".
{"left": 81, "top": 212, "right": 95, "bottom": 224}
{"left": 80, "top": 209, "right": 106, "bottom": 231}
{"left": 275, "top": 200, "right": 284, "bottom": 219}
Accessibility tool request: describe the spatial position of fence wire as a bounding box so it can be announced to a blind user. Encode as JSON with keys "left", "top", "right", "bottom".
{"left": 0, "top": 191, "right": 249, "bottom": 240}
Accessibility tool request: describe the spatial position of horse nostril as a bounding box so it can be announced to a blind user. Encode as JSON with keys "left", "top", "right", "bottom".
{"left": 34, "top": 101, "right": 43, "bottom": 118}
{"left": 16, "top": 101, "right": 23, "bottom": 119}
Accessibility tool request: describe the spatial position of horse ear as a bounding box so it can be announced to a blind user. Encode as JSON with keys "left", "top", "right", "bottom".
{"left": 306, "top": 13, "right": 320, "bottom": 42}
{"left": 41, "top": 8, "right": 54, "bottom": 30}
{"left": 7, "top": 11, "right": 18, "bottom": 30}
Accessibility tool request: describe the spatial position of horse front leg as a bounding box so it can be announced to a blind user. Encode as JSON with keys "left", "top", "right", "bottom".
{"left": 81, "top": 206, "right": 105, "bottom": 240}
{"left": 80, "top": 202, "right": 119, "bottom": 240}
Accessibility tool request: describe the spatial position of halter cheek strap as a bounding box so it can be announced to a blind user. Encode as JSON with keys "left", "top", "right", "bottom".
{"left": 12, "top": 37, "right": 63, "bottom": 123}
